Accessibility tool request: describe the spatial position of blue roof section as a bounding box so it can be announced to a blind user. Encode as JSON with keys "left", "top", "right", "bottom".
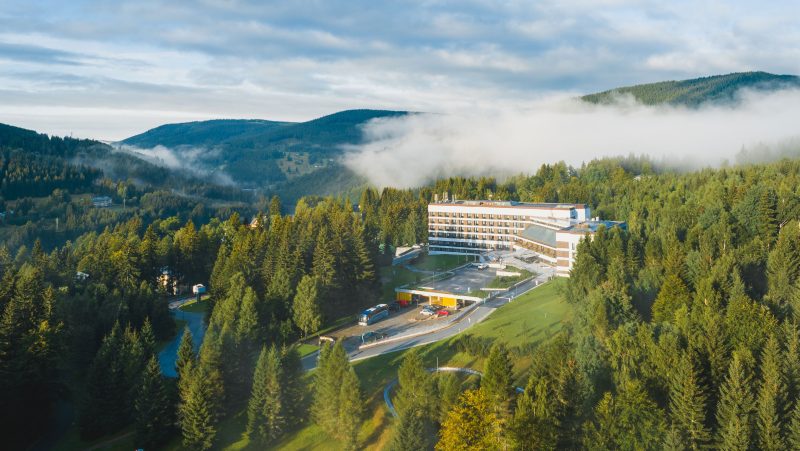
{"left": 563, "top": 220, "right": 626, "bottom": 233}
{"left": 518, "top": 224, "right": 557, "bottom": 247}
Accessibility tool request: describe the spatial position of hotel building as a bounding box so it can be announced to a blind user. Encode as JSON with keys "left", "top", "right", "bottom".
{"left": 428, "top": 199, "right": 625, "bottom": 277}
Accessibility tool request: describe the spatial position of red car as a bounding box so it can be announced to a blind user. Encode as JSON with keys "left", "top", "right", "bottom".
{"left": 436, "top": 309, "right": 451, "bottom": 317}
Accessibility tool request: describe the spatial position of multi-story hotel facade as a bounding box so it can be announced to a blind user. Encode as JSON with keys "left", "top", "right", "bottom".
{"left": 428, "top": 199, "right": 624, "bottom": 277}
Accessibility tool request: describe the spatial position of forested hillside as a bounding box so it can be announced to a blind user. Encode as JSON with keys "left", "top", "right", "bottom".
{"left": 582, "top": 71, "right": 800, "bottom": 106}
{"left": 120, "top": 109, "right": 407, "bottom": 200}
{"left": 0, "top": 122, "right": 256, "bottom": 252}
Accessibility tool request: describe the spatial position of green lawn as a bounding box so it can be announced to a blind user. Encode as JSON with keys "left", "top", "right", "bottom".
{"left": 178, "top": 297, "right": 210, "bottom": 313}
{"left": 296, "top": 343, "right": 319, "bottom": 358}
{"left": 466, "top": 278, "right": 570, "bottom": 347}
{"left": 379, "top": 265, "right": 421, "bottom": 303}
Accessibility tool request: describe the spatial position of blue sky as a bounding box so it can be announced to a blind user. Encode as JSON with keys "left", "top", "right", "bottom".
{"left": 0, "top": 0, "right": 798, "bottom": 139}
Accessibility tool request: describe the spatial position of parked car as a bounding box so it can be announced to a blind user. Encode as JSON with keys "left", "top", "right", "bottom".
{"left": 436, "top": 309, "right": 451, "bottom": 317}
{"left": 477, "top": 263, "right": 488, "bottom": 270}
{"left": 361, "top": 331, "right": 388, "bottom": 344}
{"left": 388, "top": 301, "right": 402, "bottom": 312}
{"left": 420, "top": 305, "right": 437, "bottom": 316}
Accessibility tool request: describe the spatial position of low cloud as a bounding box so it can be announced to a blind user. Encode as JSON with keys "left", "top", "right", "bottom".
{"left": 114, "top": 144, "right": 236, "bottom": 186}
{"left": 342, "top": 88, "right": 800, "bottom": 188}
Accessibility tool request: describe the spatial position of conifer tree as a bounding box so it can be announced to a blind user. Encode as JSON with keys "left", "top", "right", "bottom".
{"left": 759, "top": 187, "right": 779, "bottom": 248}
{"left": 482, "top": 343, "right": 514, "bottom": 417}
{"left": 338, "top": 366, "right": 364, "bottom": 451}
{"left": 438, "top": 372, "right": 461, "bottom": 423}
{"left": 140, "top": 317, "right": 157, "bottom": 358}
{"left": 652, "top": 274, "right": 691, "bottom": 323}
{"left": 783, "top": 321, "right": 800, "bottom": 403}
{"left": 716, "top": 349, "right": 754, "bottom": 450}
{"left": 312, "top": 341, "right": 348, "bottom": 435}
{"left": 292, "top": 274, "right": 322, "bottom": 337}
{"left": 134, "top": 356, "right": 172, "bottom": 447}
{"left": 788, "top": 401, "right": 800, "bottom": 449}
{"left": 280, "top": 345, "right": 305, "bottom": 423}
{"left": 767, "top": 223, "right": 800, "bottom": 315}
{"left": 757, "top": 334, "right": 787, "bottom": 451}
{"left": 179, "top": 368, "right": 217, "bottom": 451}
{"left": 668, "top": 353, "right": 710, "bottom": 450}
{"left": 247, "top": 346, "right": 285, "bottom": 444}
{"left": 176, "top": 326, "right": 195, "bottom": 378}
{"left": 312, "top": 227, "right": 336, "bottom": 289}
{"left": 79, "top": 323, "right": 127, "bottom": 438}
{"left": 389, "top": 406, "right": 432, "bottom": 451}
{"left": 394, "top": 350, "right": 436, "bottom": 420}
{"left": 437, "top": 388, "right": 504, "bottom": 451}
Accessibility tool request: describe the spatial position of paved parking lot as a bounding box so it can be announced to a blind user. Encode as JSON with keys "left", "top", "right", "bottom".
{"left": 418, "top": 265, "right": 496, "bottom": 295}
{"left": 326, "top": 303, "right": 452, "bottom": 352}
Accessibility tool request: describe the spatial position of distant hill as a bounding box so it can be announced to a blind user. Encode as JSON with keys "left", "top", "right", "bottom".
{"left": 582, "top": 71, "right": 800, "bottom": 106}
{"left": 120, "top": 109, "right": 406, "bottom": 200}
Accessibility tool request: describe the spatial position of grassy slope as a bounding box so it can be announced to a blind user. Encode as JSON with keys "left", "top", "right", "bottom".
{"left": 467, "top": 278, "right": 569, "bottom": 347}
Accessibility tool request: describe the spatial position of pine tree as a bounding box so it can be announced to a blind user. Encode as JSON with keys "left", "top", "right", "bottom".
{"left": 79, "top": 323, "right": 127, "bottom": 438}
{"left": 247, "top": 346, "right": 285, "bottom": 444}
{"left": 788, "top": 401, "right": 800, "bottom": 449}
{"left": 388, "top": 406, "right": 433, "bottom": 451}
{"left": 759, "top": 187, "right": 779, "bottom": 248}
{"left": 437, "top": 388, "right": 504, "bottom": 451}
{"left": 176, "top": 326, "right": 195, "bottom": 378}
{"left": 716, "top": 349, "right": 754, "bottom": 450}
{"left": 134, "top": 356, "right": 172, "bottom": 447}
{"left": 269, "top": 195, "right": 282, "bottom": 217}
{"left": 292, "top": 274, "right": 322, "bottom": 337}
{"left": 668, "top": 353, "right": 710, "bottom": 450}
{"left": 652, "top": 273, "right": 691, "bottom": 323}
{"left": 757, "top": 334, "right": 787, "bottom": 451}
{"left": 280, "top": 345, "right": 305, "bottom": 423}
{"left": 179, "top": 368, "right": 217, "bottom": 451}
{"left": 394, "top": 350, "right": 436, "bottom": 420}
{"left": 312, "top": 227, "right": 336, "bottom": 289}
{"left": 140, "top": 318, "right": 157, "bottom": 358}
{"left": 767, "top": 223, "right": 800, "bottom": 316}
{"left": 338, "top": 366, "right": 364, "bottom": 451}
{"left": 438, "top": 372, "right": 461, "bottom": 423}
{"left": 482, "top": 343, "right": 514, "bottom": 417}
{"left": 312, "top": 341, "right": 348, "bottom": 436}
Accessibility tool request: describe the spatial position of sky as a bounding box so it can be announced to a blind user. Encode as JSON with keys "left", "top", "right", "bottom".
{"left": 0, "top": 0, "right": 799, "bottom": 140}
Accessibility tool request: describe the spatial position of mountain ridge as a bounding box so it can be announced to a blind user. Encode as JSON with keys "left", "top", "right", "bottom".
{"left": 581, "top": 71, "right": 800, "bottom": 106}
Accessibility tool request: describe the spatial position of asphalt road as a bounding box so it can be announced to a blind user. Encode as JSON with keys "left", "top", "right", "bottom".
{"left": 301, "top": 276, "right": 545, "bottom": 370}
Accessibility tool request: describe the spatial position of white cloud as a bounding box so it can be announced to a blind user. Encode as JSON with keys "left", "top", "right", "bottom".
{"left": 343, "top": 88, "right": 800, "bottom": 188}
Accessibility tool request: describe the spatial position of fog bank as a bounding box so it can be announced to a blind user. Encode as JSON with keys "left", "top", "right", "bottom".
{"left": 343, "top": 89, "right": 800, "bottom": 188}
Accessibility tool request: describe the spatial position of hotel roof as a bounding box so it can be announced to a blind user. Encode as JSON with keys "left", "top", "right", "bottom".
{"left": 561, "top": 220, "right": 627, "bottom": 234}
{"left": 430, "top": 200, "right": 585, "bottom": 210}
{"left": 517, "top": 224, "right": 557, "bottom": 247}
